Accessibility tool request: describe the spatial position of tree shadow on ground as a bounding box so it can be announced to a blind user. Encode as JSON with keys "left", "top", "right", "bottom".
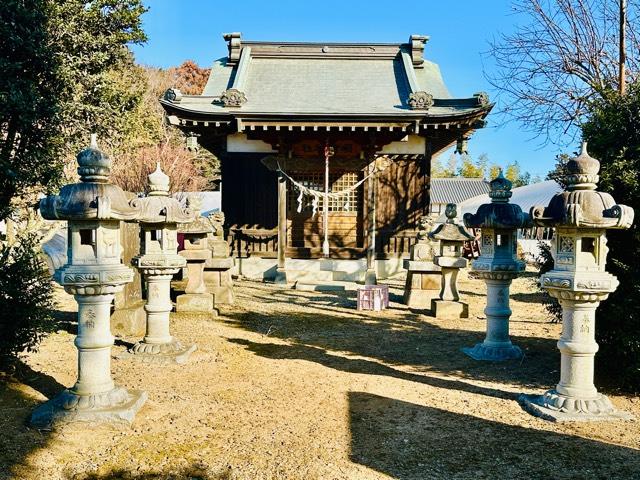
{"left": 221, "top": 285, "right": 559, "bottom": 390}
{"left": 227, "top": 338, "right": 512, "bottom": 400}
{"left": 64, "top": 464, "right": 232, "bottom": 480}
{"left": 0, "top": 373, "right": 55, "bottom": 480}
{"left": 349, "top": 392, "right": 640, "bottom": 480}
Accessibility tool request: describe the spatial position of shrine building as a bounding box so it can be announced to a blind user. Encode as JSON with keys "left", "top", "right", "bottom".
{"left": 161, "top": 32, "right": 492, "bottom": 283}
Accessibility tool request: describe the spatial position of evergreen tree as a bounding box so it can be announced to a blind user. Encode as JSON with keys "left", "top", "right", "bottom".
{"left": 582, "top": 84, "right": 640, "bottom": 392}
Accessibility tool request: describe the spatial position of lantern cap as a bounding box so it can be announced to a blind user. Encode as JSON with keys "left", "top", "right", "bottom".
{"left": 429, "top": 203, "right": 474, "bottom": 242}
{"left": 530, "top": 142, "right": 634, "bottom": 229}
{"left": 463, "top": 172, "right": 532, "bottom": 229}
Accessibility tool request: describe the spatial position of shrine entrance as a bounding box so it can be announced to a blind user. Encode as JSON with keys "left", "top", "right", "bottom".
{"left": 287, "top": 168, "right": 364, "bottom": 255}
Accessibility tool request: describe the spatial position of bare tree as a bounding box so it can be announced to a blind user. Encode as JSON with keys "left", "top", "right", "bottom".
{"left": 486, "top": 0, "right": 640, "bottom": 144}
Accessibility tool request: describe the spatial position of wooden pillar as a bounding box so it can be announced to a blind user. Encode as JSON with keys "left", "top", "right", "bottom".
{"left": 365, "top": 159, "right": 377, "bottom": 285}
{"left": 274, "top": 170, "right": 287, "bottom": 284}
{"left": 423, "top": 140, "right": 433, "bottom": 216}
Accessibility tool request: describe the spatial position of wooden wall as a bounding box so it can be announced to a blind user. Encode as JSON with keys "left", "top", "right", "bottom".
{"left": 368, "top": 157, "right": 428, "bottom": 255}
{"left": 221, "top": 153, "right": 429, "bottom": 258}
{"left": 221, "top": 153, "right": 278, "bottom": 230}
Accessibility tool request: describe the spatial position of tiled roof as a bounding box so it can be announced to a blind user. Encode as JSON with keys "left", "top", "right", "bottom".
{"left": 161, "top": 33, "right": 492, "bottom": 122}
{"left": 430, "top": 178, "right": 491, "bottom": 204}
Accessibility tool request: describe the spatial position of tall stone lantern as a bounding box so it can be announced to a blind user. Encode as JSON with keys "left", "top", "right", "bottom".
{"left": 121, "top": 164, "right": 198, "bottom": 364}
{"left": 32, "top": 136, "right": 147, "bottom": 428}
{"left": 429, "top": 204, "right": 474, "bottom": 319}
{"left": 462, "top": 172, "right": 533, "bottom": 361}
{"left": 520, "top": 143, "right": 634, "bottom": 421}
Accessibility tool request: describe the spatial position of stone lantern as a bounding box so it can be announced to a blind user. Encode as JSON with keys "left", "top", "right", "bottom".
{"left": 177, "top": 199, "right": 214, "bottom": 314}
{"left": 462, "top": 171, "right": 532, "bottom": 361}
{"left": 32, "top": 136, "right": 146, "bottom": 428}
{"left": 121, "top": 164, "right": 198, "bottom": 364}
{"left": 429, "top": 204, "right": 474, "bottom": 319}
{"left": 203, "top": 211, "right": 235, "bottom": 305}
{"left": 520, "top": 143, "right": 634, "bottom": 421}
{"left": 403, "top": 216, "right": 441, "bottom": 308}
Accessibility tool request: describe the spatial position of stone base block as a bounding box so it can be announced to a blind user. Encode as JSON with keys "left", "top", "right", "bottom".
{"left": 273, "top": 268, "right": 287, "bottom": 285}
{"left": 519, "top": 391, "right": 633, "bottom": 422}
{"left": 176, "top": 293, "right": 215, "bottom": 314}
{"left": 110, "top": 300, "right": 146, "bottom": 337}
{"left": 208, "top": 285, "right": 234, "bottom": 305}
{"left": 431, "top": 300, "right": 468, "bottom": 319}
{"left": 462, "top": 342, "right": 523, "bottom": 361}
{"left": 30, "top": 387, "right": 147, "bottom": 429}
{"left": 117, "top": 339, "right": 197, "bottom": 365}
{"left": 364, "top": 269, "right": 377, "bottom": 286}
{"left": 404, "top": 290, "right": 440, "bottom": 309}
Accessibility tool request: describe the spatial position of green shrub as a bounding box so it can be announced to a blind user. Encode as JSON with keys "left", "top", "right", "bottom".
{"left": 0, "top": 233, "right": 56, "bottom": 368}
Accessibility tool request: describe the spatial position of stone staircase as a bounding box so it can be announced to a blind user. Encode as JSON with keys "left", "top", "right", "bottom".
{"left": 284, "top": 259, "right": 365, "bottom": 291}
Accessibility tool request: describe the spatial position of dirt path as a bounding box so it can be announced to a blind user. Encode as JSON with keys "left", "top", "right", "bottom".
{"left": 1, "top": 275, "right": 639, "bottom": 479}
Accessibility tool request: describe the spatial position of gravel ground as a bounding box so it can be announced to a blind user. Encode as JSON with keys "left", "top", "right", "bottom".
{"left": 1, "top": 273, "right": 639, "bottom": 480}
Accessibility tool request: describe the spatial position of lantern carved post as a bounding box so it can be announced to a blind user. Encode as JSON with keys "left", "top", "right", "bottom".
{"left": 402, "top": 216, "right": 441, "bottom": 308}
{"left": 32, "top": 136, "right": 147, "bottom": 428}
{"left": 520, "top": 143, "right": 634, "bottom": 421}
{"left": 429, "top": 204, "right": 474, "bottom": 319}
{"left": 177, "top": 198, "right": 215, "bottom": 314}
{"left": 121, "top": 163, "right": 198, "bottom": 364}
{"left": 462, "top": 172, "right": 532, "bottom": 361}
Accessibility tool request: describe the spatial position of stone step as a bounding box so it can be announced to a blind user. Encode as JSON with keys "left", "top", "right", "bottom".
{"left": 286, "top": 270, "right": 334, "bottom": 282}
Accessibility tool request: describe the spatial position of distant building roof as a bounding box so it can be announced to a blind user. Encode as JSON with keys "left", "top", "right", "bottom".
{"left": 430, "top": 178, "right": 491, "bottom": 205}
{"left": 436, "top": 180, "right": 563, "bottom": 223}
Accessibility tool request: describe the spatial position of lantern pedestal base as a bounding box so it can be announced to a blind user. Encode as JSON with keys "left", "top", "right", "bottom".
{"left": 462, "top": 342, "right": 522, "bottom": 361}
{"left": 364, "top": 268, "right": 377, "bottom": 286}
{"left": 110, "top": 300, "right": 146, "bottom": 337}
{"left": 273, "top": 268, "right": 287, "bottom": 285}
{"left": 30, "top": 387, "right": 147, "bottom": 429}
{"left": 403, "top": 262, "right": 441, "bottom": 308}
{"left": 118, "top": 339, "right": 197, "bottom": 365}
{"left": 176, "top": 293, "right": 215, "bottom": 314}
{"left": 431, "top": 299, "right": 468, "bottom": 319}
{"left": 519, "top": 391, "right": 633, "bottom": 422}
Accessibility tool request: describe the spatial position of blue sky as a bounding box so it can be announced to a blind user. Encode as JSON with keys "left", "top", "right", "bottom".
{"left": 132, "top": 0, "right": 575, "bottom": 178}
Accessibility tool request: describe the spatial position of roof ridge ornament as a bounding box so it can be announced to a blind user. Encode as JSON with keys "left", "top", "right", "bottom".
{"left": 408, "top": 91, "right": 433, "bottom": 110}
{"left": 164, "top": 88, "right": 182, "bottom": 103}
{"left": 223, "top": 32, "right": 242, "bottom": 65}
{"left": 409, "top": 34, "right": 429, "bottom": 67}
{"left": 220, "top": 88, "right": 247, "bottom": 107}
{"left": 474, "top": 92, "right": 490, "bottom": 107}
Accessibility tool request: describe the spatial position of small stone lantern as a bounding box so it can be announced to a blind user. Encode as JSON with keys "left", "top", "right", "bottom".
{"left": 122, "top": 164, "right": 198, "bottom": 364}
{"left": 177, "top": 198, "right": 214, "bottom": 313}
{"left": 203, "top": 211, "right": 235, "bottom": 305}
{"left": 32, "top": 136, "right": 146, "bottom": 428}
{"left": 429, "top": 204, "right": 474, "bottom": 319}
{"left": 403, "top": 216, "right": 441, "bottom": 308}
{"left": 462, "top": 171, "right": 533, "bottom": 361}
{"left": 520, "top": 143, "right": 634, "bottom": 421}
